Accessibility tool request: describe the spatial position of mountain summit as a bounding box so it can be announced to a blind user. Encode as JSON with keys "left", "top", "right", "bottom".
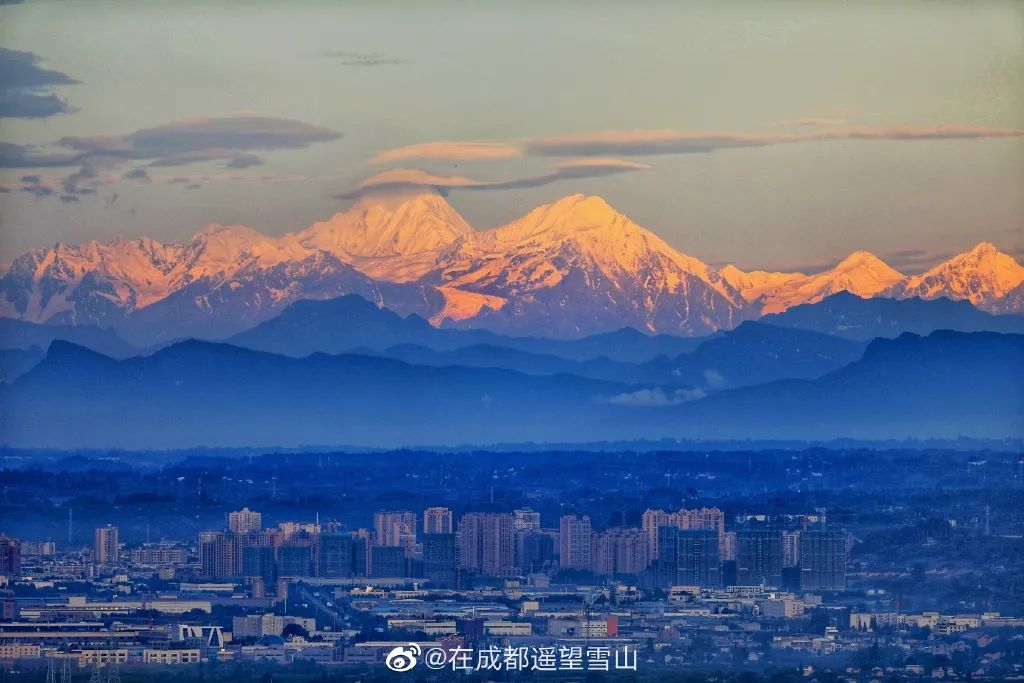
{"left": 887, "top": 242, "right": 1024, "bottom": 308}
{"left": 428, "top": 194, "right": 746, "bottom": 336}
{"left": 724, "top": 251, "right": 905, "bottom": 314}
{"left": 1, "top": 193, "right": 1021, "bottom": 345}
{"left": 296, "top": 192, "right": 474, "bottom": 281}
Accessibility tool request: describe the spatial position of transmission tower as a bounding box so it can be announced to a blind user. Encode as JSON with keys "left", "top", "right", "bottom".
{"left": 59, "top": 647, "right": 71, "bottom": 683}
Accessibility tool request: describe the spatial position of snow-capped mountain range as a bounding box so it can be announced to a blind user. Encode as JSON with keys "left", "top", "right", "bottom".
{"left": 1, "top": 192, "right": 1022, "bottom": 344}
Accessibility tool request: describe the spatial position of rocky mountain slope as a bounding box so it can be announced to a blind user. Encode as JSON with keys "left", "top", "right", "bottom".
{"left": 1, "top": 192, "right": 1021, "bottom": 344}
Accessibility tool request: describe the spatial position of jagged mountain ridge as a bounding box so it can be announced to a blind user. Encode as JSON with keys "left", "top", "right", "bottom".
{"left": 1, "top": 191, "right": 1022, "bottom": 345}
{"left": 885, "top": 242, "right": 1024, "bottom": 309}
{"left": 428, "top": 194, "right": 748, "bottom": 336}
{"left": 722, "top": 251, "right": 906, "bottom": 314}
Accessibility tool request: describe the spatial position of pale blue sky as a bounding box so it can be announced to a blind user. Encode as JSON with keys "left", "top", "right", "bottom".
{"left": 0, "top": 0, "right": 1022, "bottom": 272}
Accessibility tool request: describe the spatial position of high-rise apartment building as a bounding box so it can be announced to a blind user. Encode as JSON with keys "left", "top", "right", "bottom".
{"left": 351, "top": 530, "right": 370, "bottom": 577}
{"left": 423, "top": 507, "right": 453, "bottom": 535}
{"left": 736, "top": 530, "right": 784, "bottom": 588}
{"left": 721, "top": 531, "right": 738, "bottom": 561}
{"left": 642, "top": 507, "right": 725, "bottom": 561}
{"left": 592, "top": 528, "right": 649, "bottom": 576}
{"left": 0, "top": 536, "right": 21, "bottom": 576}
{"left": 457, "top": 513, "right": 516, "bottom": 577}
{"left": 198, "top": 531, "right": 234, "bottom": 578}
{"left": 513, "top": 508, "right": 541, "bottom": 530}
{"left": 228, "top": 507, "right": 262, "bottom": 534}
{"left": 374, "top": 511, "right": 417, "bottom": 556}
{"left": 517, "top": 529, "right": 557, "bottom": 574}
{"left": 370, "top": 545, "right": 406, "bottom": 578}
{"left": 241, "top": 545, "right": 277, "bottom": 587}
{"left": 95, "top": 525, "right": 119, "bottom": 565}
{"left": 799, "top": 530, "right": 847, "bottom": 591}
{"left": 559, "top": 514, "right": 593, "bottom": 570}
{"left": 277, "top": 545, "right": 313, "bottom": 578}
{"left": 319, "top": 533, "right": 356, "bottom": 578}
{"left": 642, "top": 509, "right": 674, "bottom": 561}
{"left": 657, "top": 528, "right": 720, "bottom": 588}
{"left": 422, "top": 533, "right": 458, "bottom": 587}
{"left": 783, "top": 531, "right": 801, "bottom": 568}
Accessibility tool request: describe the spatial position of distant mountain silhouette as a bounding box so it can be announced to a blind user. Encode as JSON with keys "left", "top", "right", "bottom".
{"left": 365, "top": 343, "right": 649, "bottom": 384}
{"left": 763, "top": 292, "right": 1024, "bottom": 340}
{"left": 660, "top": 330, "right": 1023, "bottom": 441}
{"left": 656, "top": 321, "right": 866, "bottom": 390}
{"left": 227, "top": 294, "right": 706, "bottom": 363}
{"left": 0, "top": 339, "right": 634, "bottom": 448}
{"left": 1, "top": 330, "right": 1018, "bottom": 448}
{"left": 0, "top": 347, "right": 45, "bottom": 383}
{"left": 370, "top": 321, "right": 865, "bottom": 390}
{"left": 0, "top": 318, "right": 137, "bottom": 358}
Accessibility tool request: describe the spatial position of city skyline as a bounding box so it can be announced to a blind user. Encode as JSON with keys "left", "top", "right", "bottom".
{"left": 1, "top": 445, "right": 1020, "bottom": 679}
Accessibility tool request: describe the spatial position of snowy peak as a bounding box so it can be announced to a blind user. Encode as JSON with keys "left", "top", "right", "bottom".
{"left": 826, "top": 251, "right": 905, "bottom": 292}
{"left": 512, "top": 193, "right": 623, "bottom": 236}
{"left": 727, "top": 251, "right": 904, "bottom": 314}
{"left": 439, "top": 193, "right": 731, "bottom": 293}
{"left": 720, "top": 265, "right": 804, "bottom": 303}
{"left": 429, "top": 194, "right": 747, "bottom": 335}
{"left": 833, "top": 250, "right": 902, "bottom": 276}
{"left": 297, "top": 191, "right": 473, "bottom": 281}
{"left": 889, "top": 242, "right": 1024, "bottom": 309}
{"left": 968, "top": 241, "right": 1000, "bottom": 257}
{"left": 0, "top": 235, "right": 185, "bottom": 321}
{"left": 177, "top": 223, "right": 310, "bottom": 285}
{"left": 2, "top": 188, "right": 1023, "bottom": 339}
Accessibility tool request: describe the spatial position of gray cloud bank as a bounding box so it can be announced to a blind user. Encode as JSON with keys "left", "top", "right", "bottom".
{"left": 0, "top": 115, "right": 341, "bottom": 198}
{"left": 0, "top": 46, "right": 78, "bottom": 118}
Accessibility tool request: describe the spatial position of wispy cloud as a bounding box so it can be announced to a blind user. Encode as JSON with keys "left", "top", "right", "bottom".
{"left": 373, "top": 141, "right": 523, "bottom": 164}
{"left": 0, "top": 47, "right": 78, "bottom": 119}
{"left": 375, "top": 124, "right": 1024, "bottom": 162}
{"left": 20, "top": 175, "right": 54, "bottom": 198}
{"left": 0, "top": 114, "right": 341, "bottom": 198}
{"left": 339, "top": 158, "right": 648, "bottom": 199}
{"left": 783, "top": 106, "right": 851, "bottom": 128}
{"left": 122, "top": 168, "right": 151, "bottom": 182}
{"left": 321, "top": 50, "right": 406, "bottom": 67}
{"left": 791, "top": 117, "right": 848, "bottom": 127}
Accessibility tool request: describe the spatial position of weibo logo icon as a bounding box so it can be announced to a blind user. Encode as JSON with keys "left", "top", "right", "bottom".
{"left": 385, "top": 643, "right": 421, "bottom": 672}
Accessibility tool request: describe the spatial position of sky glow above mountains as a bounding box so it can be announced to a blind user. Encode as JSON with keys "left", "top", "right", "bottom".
{"left": 0, "top": 1, "right": 1022, "bottom": 274}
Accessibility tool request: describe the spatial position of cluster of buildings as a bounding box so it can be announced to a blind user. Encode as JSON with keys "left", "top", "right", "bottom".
{"left": 1, "top": 507, "right": 1020, "bottom": 679}
{"left": 186, "top": 506, "right": 847, "bottom": 597}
